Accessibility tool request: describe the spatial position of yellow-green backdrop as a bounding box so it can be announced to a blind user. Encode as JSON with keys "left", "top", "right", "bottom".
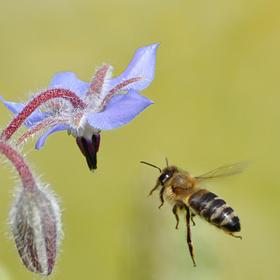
{"left": 0, "top": 1, "right": 279, "bottom": 279}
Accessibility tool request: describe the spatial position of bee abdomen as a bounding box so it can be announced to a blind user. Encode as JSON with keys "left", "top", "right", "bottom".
{"left": 189, "top": 190, "right": 240, "bottom": 232}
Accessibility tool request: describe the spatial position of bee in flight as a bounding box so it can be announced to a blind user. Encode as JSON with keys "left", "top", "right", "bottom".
{"left": 140, "top": 160, "right": 246, "bottom": 267}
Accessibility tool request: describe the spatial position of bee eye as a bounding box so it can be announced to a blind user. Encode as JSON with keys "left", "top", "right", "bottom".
{"left": 159, "top": 174, "right": 166, "bottom": 184}
{"left": 159, "top": 171, "right": 173, "bottom": 184}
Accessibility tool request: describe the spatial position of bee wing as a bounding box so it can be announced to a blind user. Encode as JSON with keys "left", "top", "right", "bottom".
{"left": 194, "top": 161, "right": 248, "bottom": 182}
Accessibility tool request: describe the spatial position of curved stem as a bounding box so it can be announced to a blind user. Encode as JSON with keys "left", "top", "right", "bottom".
{"left": 0, "top": 141, "right": 36, "bottom": 190}
{"left": 1, "top": 88, "right": 86, "bottom": 141}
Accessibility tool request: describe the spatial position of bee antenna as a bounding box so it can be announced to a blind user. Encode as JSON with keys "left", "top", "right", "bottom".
{"left": 140, "top": 161, "right": 162, "bottom": 173}
{"left": 165, "top": 157, "right": 169, "bottom": 167}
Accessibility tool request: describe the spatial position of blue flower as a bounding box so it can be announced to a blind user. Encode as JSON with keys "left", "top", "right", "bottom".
{"left": 1, "top": 43, "right": 159, "bottom": 170}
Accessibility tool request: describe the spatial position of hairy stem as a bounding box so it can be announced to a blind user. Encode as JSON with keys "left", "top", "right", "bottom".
{"left": 0, "top": 141, "right": 36, "bottom": 190}
{"left": 1, "top": 88, "right": 86, "bottom": 141}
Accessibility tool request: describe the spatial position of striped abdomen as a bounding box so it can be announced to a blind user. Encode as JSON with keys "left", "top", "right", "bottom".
{"left": 188, "top": 189, "right": 240, "bottom": 232}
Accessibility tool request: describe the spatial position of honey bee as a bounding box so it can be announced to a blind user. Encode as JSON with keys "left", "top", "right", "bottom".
{"left": 140, "top": 160, "right": 246, "bottom": 266}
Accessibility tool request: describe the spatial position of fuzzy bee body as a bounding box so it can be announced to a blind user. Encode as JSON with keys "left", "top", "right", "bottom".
{"left": 141, "top": 160, "right": 245, "bottom": 266}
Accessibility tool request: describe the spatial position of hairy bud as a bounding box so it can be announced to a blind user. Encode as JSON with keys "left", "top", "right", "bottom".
{"left": 9, "top": 186, "right": 62, "bottom": 276}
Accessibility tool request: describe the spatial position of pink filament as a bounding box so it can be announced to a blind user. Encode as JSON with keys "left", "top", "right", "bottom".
{"left": 1, "top": 88, "right": 86, "bottom": 141}
{"left": 0, "top": 141, "right": 36, "bottom": 190}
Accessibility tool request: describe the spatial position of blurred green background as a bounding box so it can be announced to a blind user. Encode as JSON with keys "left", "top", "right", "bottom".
{"left": 0, "top": 0, "right": 279, "bottom": 279}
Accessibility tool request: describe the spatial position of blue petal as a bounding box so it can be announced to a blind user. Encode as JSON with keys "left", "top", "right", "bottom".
{"left": 0, "top": 96, "right": 49, "bottom": 127}
{"left": 109, "top": 43, "right": 159, "bottom": 92}
{"left": 35, "top": 124, "right": 69, "bottom": 150}
{"left": 49, "top": 72, "right": 90, "bottom": 97}
{"left": 87, "top": 89, "right": 153, "bottom": 130}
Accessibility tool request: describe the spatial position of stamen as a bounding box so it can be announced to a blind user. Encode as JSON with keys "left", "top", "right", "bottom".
{"left": 1, "top": 88, "right": 86, "bottom": 141}
{"left": 76, "top": 133, "right": 100, "bottom": 170}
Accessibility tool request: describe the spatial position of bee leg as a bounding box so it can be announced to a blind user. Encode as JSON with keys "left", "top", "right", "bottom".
{"left": 172, "top": 205, "right": 180, "bottom": 229}
{"left": 185, "top": 206, "right": 196, "bottom": 267}
{"left": 228, "top": 232, "right": 242, "bottom": 240}
{"left": 158, "top": 187, "right": 165, "bottom": 209}
{"left": 148, "top": 181, "right": 160, "bottom": 196}
{"left": 191, "top": 213, "right": 196, "bottom": 226}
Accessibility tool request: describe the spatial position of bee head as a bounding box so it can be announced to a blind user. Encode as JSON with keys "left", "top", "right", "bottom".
{"left": 140, "top": 158, "right": 177, "bottom": 186}
{"left": 159, "top": 166, "right": 177, "bottom": 185}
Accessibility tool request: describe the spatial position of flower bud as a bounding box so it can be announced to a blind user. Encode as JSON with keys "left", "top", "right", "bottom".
{"left": 9, "top": 186, "right": 62, "bottom": 276}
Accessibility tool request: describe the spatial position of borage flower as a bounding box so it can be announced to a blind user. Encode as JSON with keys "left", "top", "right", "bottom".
{"left": 0, "top": 43, "right": 159, "bottom": 170}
